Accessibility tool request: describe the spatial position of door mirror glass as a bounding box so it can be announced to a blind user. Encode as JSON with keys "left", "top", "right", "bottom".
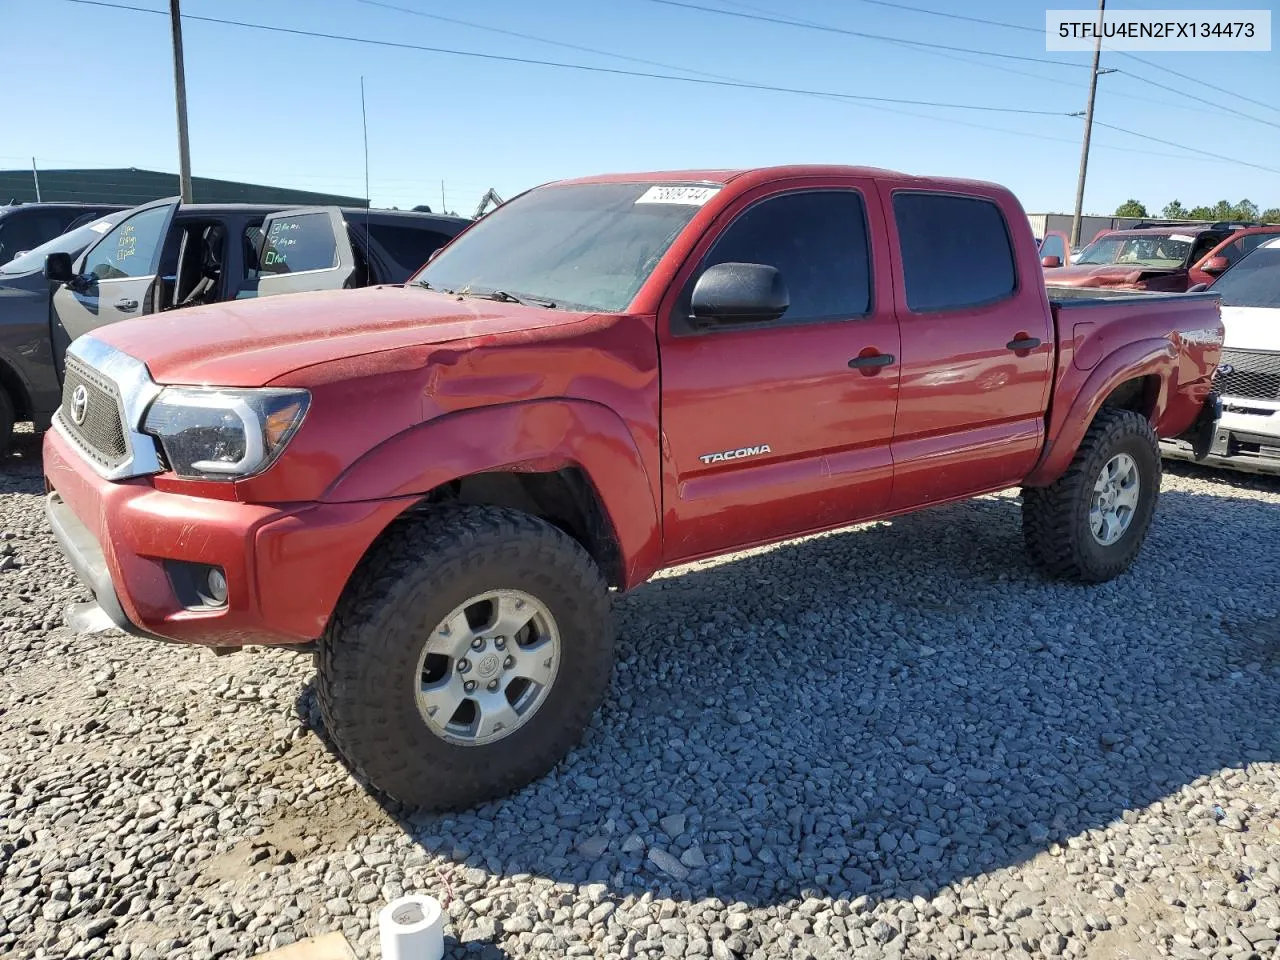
{"left": 44, "top": 252, "right": 76, "bottom": 284}
{"left": 691, "top": 262, "right": 789, "bottom": 324}
{"left": 1041, "top": 255, "right": 1062, "bottom": 268}
{"left": 1201, "top": 255, "right": 1230, "bottom": 275}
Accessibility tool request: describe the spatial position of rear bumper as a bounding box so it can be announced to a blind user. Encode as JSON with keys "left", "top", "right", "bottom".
{"left": 43, "top": 427, "right": 417, "bottom": 647}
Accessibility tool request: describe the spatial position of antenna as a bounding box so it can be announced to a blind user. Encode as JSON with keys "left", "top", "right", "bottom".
{"left": 360, "top": 75, "right": 371, "bottom": 261}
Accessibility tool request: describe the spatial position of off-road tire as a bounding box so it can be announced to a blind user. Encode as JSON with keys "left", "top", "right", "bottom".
{"left": 0, "top": 387, "right": 13, "bottom": 455}
{"left": 316, "top": 505, "right": 614, "bottom": 811}
{"left": 1022, "top": 408, "right": 1161, "bottom": 583}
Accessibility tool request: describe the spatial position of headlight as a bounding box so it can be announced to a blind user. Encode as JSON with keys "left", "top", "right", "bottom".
{"left": 142, "top": 387, "right": 310, "bottom": 480}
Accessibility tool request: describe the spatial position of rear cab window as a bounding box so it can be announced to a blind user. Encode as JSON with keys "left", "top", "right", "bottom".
{"left": 892, "top": 192, "right": 1016, "bottom": 312}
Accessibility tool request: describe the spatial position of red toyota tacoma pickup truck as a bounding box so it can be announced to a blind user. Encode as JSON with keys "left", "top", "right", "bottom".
{"left": 43, "top": 165, "right": 1224, "bottom": 810}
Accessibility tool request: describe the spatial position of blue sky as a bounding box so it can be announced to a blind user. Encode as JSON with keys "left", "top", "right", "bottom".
{"left": 4, "top": 0, "right": 1278, "bottom": 217}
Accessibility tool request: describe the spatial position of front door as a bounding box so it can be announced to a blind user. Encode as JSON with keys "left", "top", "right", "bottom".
{"left": 659, "top": 181, "right": 901, "bottom": 562}
{"left": 51, "top": 197, "right": 179, "bottom": 357}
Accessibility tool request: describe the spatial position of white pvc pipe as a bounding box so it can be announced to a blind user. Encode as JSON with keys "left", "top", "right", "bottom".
{"left": 378, "top": 895, "right": 444, "bottom": 960}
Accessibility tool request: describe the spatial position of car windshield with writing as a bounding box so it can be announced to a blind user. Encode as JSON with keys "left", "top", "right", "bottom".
{"left": 1075, "top": 232, "right": 1196, "bottom": 268}
{"left": 411, "top": 182, "right": 720, "bottom": 312}
{"left": 1209, "top": 246, "right": 1280, "bottom": 308}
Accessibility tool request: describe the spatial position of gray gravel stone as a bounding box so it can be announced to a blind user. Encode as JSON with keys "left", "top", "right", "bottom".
{"left": 1, "top": 437, "right": 1278, "bottom": 960}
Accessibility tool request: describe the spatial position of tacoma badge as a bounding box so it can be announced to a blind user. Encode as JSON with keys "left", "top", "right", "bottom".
{"left": 699, "top": 444, "right": 772, "bottom": 464}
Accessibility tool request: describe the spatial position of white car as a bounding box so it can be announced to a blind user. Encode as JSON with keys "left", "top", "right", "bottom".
{"left": 1164, "top": 237, "right": 1280, "bottom": 475}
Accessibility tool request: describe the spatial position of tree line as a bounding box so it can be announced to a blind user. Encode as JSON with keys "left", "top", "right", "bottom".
{"left": 1113, "top": 198, "right": 1280, "bottom": 223}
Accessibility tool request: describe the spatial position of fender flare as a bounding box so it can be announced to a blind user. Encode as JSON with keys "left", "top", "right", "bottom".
{"left": 322, "top": 398, "right": 663, "bottom": 587}
{"left": 1025, "top": 338, "right": 1175, "bottom": 487}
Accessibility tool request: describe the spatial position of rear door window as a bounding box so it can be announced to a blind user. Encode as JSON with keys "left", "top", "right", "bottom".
{"left": 893, "top": 193, "right": 1016, "bottom": 313}
{"left": 259, "top": 212, "right": 339, "bottom": 274}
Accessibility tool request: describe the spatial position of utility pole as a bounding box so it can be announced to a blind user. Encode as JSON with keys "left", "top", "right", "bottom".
{"left": 31, "top": 157, "right": 42, "bottom": 202}
{"left": 169, "top": 0, "right": 194, "bottom": 202}
{"left": 441, "top": 180, "right": 446, "bottom": 215}
{"left": 1070, "top": 0, "right": 1109, "bottom": 249}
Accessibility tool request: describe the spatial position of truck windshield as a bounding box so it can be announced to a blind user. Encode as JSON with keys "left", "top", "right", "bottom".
{"left": 0, "top": 213, "right": 127, "bottom": 275}
{"left": 411, "top": 182, "right": 720, "bottom": 311}
{"left": 1209, "top": 248, "right": 1280, "bottom": 308}
{"left": 1075, "top": 233, "right": 1194, "bottom": 268}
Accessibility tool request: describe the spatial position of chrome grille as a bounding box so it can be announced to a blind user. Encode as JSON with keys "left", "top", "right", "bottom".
{"left": 60, "top": 356, "right": 128, "bottom": 467}
{"left": 1218, "top": 348, "right": 1280, "bottom": 403}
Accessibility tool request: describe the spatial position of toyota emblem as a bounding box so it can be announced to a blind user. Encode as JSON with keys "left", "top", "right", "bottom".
{"left": 70, "top": 384, "right": 89, "bottom": 426}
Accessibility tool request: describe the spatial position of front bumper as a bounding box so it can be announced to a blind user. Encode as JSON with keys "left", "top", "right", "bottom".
{"left": 43, "top": 427, "right": 417, "bottom": 646}
{"left": 1160, "top": 399, "right": 1280, "bottom": 476}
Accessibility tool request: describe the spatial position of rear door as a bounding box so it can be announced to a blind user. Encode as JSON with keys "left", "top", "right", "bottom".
{"left": 880, "top": 186, "right": 1053, "bottom": 510}
{"left": 658, "top": 179, "right": 901, "bottom": 561}
{"left": 51, "top": 197, "right": 180, "bottom": 346}
{"left": 255, "top": 207, "right": 357, "bottom": 297}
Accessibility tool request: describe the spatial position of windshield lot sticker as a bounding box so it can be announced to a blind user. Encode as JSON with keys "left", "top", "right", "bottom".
{"left": 636, "top": 185, "right": 720, "bottom": 206}
{"left": 1169, "top": 234, "right": 1195, "bottom": 242}
{"left": 89, "top": 220, "right": 112, "bottom": 233}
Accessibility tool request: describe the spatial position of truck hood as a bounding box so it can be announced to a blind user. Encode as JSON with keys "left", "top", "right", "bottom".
{"left": 1222, "top": 305, "right": 1280, "bottom": 352}
{"left": 1046, "top": 264, "right": 1179, "bottom": 288}
{"left": 92, "top": 286, "right": 590, "bottom": 386}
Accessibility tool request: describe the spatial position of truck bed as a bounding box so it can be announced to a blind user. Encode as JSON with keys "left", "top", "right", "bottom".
{"left": 1046, "top": 285, "right": 1220, "bottom": 308}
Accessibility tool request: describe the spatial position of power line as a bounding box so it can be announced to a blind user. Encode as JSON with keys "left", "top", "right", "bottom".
{"left": 646, "top": 0, "right": 1089, "bottom": 68}
{"left": 353, "top": 0, "right": 1225, "bottom": 165}
{"left": 1111, "top": 50, "right": 1280, "bottom": 116}
{"left": 52, "top": 0, "right": 1280, "bottom": 179}
{"left": 1091, "top": 121, "right": 1280, "bottom": 175}
{"left": 58, "top": 0, "right": 1068, "bottom": 116}
{"left": 1111, "top": 68, "right": 1280, "bottom": 131}
{"left": 715, "top": 0, "right": 1209, "bottom": 118}
{"left": 841, "top": 0, "right": 1039, "bottom": 33}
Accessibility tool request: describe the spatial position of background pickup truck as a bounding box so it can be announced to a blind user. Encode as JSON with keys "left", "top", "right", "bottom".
{"left": 42, "top": 164, "right": 1223, "bottom": 811}
{"left": 0, "top": 198, "right": 468, "bottom": 452}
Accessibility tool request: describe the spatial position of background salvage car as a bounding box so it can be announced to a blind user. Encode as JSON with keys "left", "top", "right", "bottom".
{"left": 0, "top": 199, "right": 468, "bottom": 452}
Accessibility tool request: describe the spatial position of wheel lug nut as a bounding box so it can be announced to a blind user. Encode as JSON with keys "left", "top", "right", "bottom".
{"left": 504, "top": 656, "right": 515, "bottom": 669}
{"left": 464, "top": 680, "right": 476, "bottom": 693}
{"left": 494, "top": 637, "right": 506, "bottom": 650}
{"left": 457, "top": 659, "right": 471, "bottom": 673}
{"left": 487, "top": 679, "right": 499, "bottom": 691}
{"left": 471, "top": 637, "right": 485, "bottom": 651}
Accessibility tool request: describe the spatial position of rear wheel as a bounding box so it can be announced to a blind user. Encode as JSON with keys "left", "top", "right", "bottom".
{"left": 317, "top": 505, "right": 614, "bottom": 810}
{"left": 1022, "top": 408, "right": 1161, "bottom": 583}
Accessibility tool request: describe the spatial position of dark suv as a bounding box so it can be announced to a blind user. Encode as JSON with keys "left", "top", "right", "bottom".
{"left": 0, "top": 203, "right": 126, "bottom": 264}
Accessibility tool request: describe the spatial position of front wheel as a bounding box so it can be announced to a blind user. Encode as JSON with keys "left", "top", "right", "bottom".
{"left": 316, "top": 505, "right": 615, "bottom": 810}
{"left": 1022, "top": 408, "right": 1161, "bottom": 583}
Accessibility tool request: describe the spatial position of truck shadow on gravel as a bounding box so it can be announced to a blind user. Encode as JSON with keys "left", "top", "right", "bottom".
{"left": 295, "top": 469, "right": 1279, "bottom": 909}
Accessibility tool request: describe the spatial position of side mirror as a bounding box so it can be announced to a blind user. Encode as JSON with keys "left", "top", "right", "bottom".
{"left": 1201, "top": 255, "right": 1230, "bottom": 275}
{"left": 691, "top": 262, "right": 789, "bottom": 325}
{"left": 1041, "top": 255, "right": 1063, "bottom": 268}
{"left": 1186, "top": 282, "right": 1210, "bottom": 293}
{"left": 44, "top": 252, "right": 76, "bottom": 284}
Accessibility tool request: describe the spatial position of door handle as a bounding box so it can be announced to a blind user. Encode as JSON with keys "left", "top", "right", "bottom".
{"left": 114, "top": 298, "right": 139, "bottom": 311}
{"left": 1006, "top": 337, "right": 1041, "bottom": 351}
{"left": 848, "top": 353, "right": 895, "bottom": 369}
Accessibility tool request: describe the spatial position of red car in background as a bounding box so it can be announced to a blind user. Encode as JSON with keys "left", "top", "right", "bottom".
{"left": 1044, "top": 221, "right": 1267, "bottom": 292}
{"left": 1186, "top": 225, "right": 1280, "bottom": 287}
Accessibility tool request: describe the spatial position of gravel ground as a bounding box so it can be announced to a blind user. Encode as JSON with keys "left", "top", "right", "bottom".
{"left": 2, "top": 423, "right": 1279, "bottom": 960}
